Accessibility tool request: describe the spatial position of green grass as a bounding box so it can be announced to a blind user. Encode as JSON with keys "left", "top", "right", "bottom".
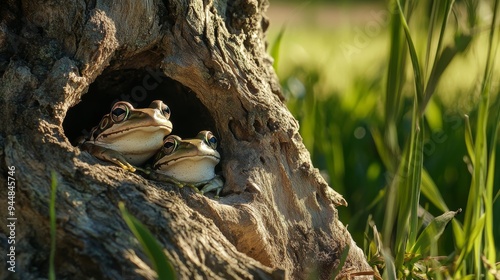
{"left": 270, "top": 0, "right": 500, "bottom": 278}
{"left": 119, "top": 202, "right": 176, "bottom": 280}
{"left": 49, "top": 171, "right": 57, "bottom": 280}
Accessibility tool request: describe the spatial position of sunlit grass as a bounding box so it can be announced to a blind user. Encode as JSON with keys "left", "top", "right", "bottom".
{"left": 268, "top": 5, "right": 500, "bottom": 110}
{"left": 268, "top": 0, "right": 499, "bottom": 278}
{"left": 271, "top": 25, "right": 390, "bottom": 98}
{"left": 49, "top": 171, "right": 57, "bottom": 280}
{"left": 119, "top": 202, "right": 176, "bottom": 280}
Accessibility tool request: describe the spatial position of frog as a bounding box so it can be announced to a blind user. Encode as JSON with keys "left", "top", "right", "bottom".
{"left": 151, "top": 130, "right": 224, "bottom": 196}
{"left": 80, "top": 100, "right": 173, "bottom": 172}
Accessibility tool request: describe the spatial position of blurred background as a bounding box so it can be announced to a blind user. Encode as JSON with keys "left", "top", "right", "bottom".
{"left": 266, "top": 0, "right": 500, "bottom": 258}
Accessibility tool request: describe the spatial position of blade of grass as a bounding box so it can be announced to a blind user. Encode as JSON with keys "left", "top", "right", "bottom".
{"left": 464, "top": 114, "right": 476, "bottom": 165}
{"left": 424, "top": 0, "right": 439, "bottom": 77}
{"left": 331, "top": 245, "right": 350, "bottom": 279}
{"left": 393, "top": 101, "right": 424, "bottom": 269}
{"left": 484, "top": 103, "right": 499, "bottom": 276}
{"left": 483, "top": 0, "right": 499, "bottom": 275}
{"left": 382, "top": 248, "right": 398, "bottom": 280}
{"left": 410, "top": 209, "right": 461, "bottom": 254}
{"left": 394, "top": 0, "right": 425, "bottom": 263}
{"left": 430, "top": 238, "right": 444, "bottom": 280}
{"left": 119, "top": 202, "right": 176, "bottom": 280}
{"left": 382, "top": 0, "right": 411, "bottom": 258}
{"left": 420, "top": 169, "right": 449, "bottom": 212}
{"left": 396, "top": 0, "right": 424, "bottom": 105}
{"left": 392, "top": 135, "right": 412, "bottom": 268}
{"left": 452, "top": 218, "right": 466, "bottom": 252}
{"left": 49, "top": 171, "right": 57, "bottom": 280}
{"left": 421, "top": 0, "right": 476, "bottom": 112}
{"left": 382, "top": 163, "right": 401, "bottom": 249}
{"left": 270, "top": 26, "right": 286, "bottom": 73}
{"left": 408, "top": 113, "right": 424, "bottom": 246}
{"left": 384, "top": 0, "right": 406, "bottom": 165}
{"left": 493, "top": 189, "right": 500, "bottom": 203}
{"left": 465, "top": 214, "right": 486, "bottom": 255}
{"left": 422, "top": 34, "right": 472, "bottom": 112}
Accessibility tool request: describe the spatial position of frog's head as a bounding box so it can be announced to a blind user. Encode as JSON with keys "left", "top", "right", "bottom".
{"left": 153, "top": 131, "right": 220, "bottom": 183}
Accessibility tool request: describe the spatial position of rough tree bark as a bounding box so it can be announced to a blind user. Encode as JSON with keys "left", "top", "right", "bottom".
{"left": 0, "top": 0, "right": 372, "bottom": 279}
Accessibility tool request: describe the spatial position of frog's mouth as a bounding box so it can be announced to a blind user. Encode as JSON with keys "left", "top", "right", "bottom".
{"left": 156, "top": 154, "right": 220, "bottom": 169}
{"left": 104, "top": 124, "right": 173, "bottom": 137}
{"left": 135, "top": 124, "right": 173, "bottom": 132}
{"left": 167, "top": 154, "right": 220, "bottom": 164}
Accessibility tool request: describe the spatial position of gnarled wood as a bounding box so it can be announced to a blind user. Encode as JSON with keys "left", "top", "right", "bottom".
{"left": 0, "top": 0, "right": 372, "bottom": 279}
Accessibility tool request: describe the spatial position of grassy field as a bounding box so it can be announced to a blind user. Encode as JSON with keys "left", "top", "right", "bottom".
{"left": 268, "top": 1, "right": 500, "bottom": 278}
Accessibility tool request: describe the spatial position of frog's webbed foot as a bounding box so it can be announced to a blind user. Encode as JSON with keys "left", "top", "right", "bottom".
{"left": 81, "top": 143, "right": 137, "bottom": 172}
{"left": 197, "top": 175, "right": 224, "bottom": 197}
{"left": 109, "top": 157, "right": 137, "bottom": 172}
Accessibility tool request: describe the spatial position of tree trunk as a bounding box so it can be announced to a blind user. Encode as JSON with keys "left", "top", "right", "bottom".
{"left": 0, "top": 0, "right": 372, "bottom": 279}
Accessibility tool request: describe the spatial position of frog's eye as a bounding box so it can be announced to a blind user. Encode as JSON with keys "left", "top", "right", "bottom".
{"left": 99, "top": 117, "right": 110, "bottom": 130}
{"left": 162, "top": 136, "right": 179, "bottom": 155}
{"left": 205, "top": 132, "right": 218, "bottom": 150}
{"left": 150, "top": 100, "right": 171, "bottom": 119}
{"left": 161, "top": 104, "right": 171, "bottom": 119}
{"left": 111, "top": 102, "right": 131, "bottom": 123}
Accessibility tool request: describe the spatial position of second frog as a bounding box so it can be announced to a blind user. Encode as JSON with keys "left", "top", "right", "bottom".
{"left": 151, "top": 130, "right": 224, "bottom": 196}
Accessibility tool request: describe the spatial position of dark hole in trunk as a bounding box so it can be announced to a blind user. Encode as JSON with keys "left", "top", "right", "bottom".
{"left": 63, "top": 68, "right": 217, "bottom": 144}
{"left": 63, "top": 68, "right": 220, "bottom": 171}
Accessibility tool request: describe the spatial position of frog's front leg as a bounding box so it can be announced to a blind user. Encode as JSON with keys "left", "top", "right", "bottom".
{"left": 149, "top": 171, "right": 223, "bottom": 197}
{"left": 81, "top": 142, "right": 137, "bottom": 172}
{"left": 148, "top": 171, "right": 186, "bottom": 188}
{"left": 197, "top": 175, "right": 224, "bottom": 197}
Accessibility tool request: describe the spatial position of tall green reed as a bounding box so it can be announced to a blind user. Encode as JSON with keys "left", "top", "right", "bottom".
{"left": 379, "top": 0, "right": 499, "bottom": 278}
{"left": 458, "top": 1, "right": 499, "bottom": 279}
